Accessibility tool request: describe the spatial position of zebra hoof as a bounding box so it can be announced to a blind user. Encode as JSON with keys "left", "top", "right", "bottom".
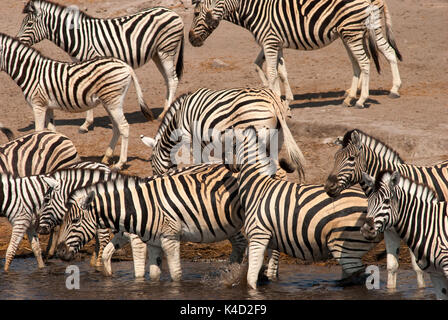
{"left": 354, "top": 103, "right": 366, "bottom": 109}
{"left": 78, "top": 127, "right": 89, "bottom": 134}
{"left": 341, "top": 101, "right": 352, "bottom": 108}
{"left": 388, "top": 92, "right": 400, "bottom": 99}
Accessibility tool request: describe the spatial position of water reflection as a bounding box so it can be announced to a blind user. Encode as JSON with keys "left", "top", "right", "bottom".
{"left": 0, "top": 257, "right": 437, "bottom": 300}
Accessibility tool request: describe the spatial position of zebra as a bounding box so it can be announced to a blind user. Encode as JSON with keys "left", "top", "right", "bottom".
{"left": 139, "top": 87, "right": 306, "bottom": 179}
{"left": 0, "top": 33, "right": 153, "bottom": 170}
{"left": 0, "top": 129, "right": 80, "bottom": 270}
{"left": 361, "top": 170, "right": 448, "bottom": 300}
{"left": 17, "top": 0, "right": 184, "bottom": 125}
{"left": 0, "top": 159, "right": 110, "bottom": 271}
{"left": 224, "top": 126, "right": 380, "bottom": 290}
{"left": 325, "top": 128, "right": 448, "bottom": 289}
{"left": 56, "top": 163, "right": 280, "bottom": 282}
{"left": 189, "top": 0, "right": 402, "bottom": 109}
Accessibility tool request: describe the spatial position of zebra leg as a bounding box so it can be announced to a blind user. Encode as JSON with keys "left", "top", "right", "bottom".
{"left": 102, "top": 231, "right": 130, "bottom": 276}
{"left": 375, "top": 29, "right": 402, "bottom": 98}
{"left": 32, "top": 104, "right": 48, "bottom": 131}
{"left": 45, "top": 109, "right": 56, "bottom": 132}
{"left": 277, "top": 50, "right": 294, "bottom": 103}
{"left": 4, "top": 219, "right": 30, "bottom": 271}
{"left": 254, "top": 49, "right": 269, "bottom": 87}
{"left": 160, "top": 234, "right": 182, "bottom": 282}
{"left": 45, "top": 226, "right": 60, "bottom": 258}
{"left": 409, "top": 248, "right": 426, "bottom": 288}
{"left": 263, "top": 46, "right": 281, "bottom": 98}
{"left": 429, "top": 273, "right": 448, "bottom": 300}
{"left": 153, "top": 52, "right": 179, "bottom": 120}
{"left": 26, "top": 227, "right": 45, "bottom": 269}
{"left": 247, "top": 236, "right": 270, "bottom": 289}
{"left": 148, "top": 245, "right": 163, "bottom": 281}
{"left": 266, "top": 249, "right": 280, "bottom": 280}
{"left": 384, "top": 230, "right": 401, "bottom": 289}
{"left": 128, "top": 233, "right": 147, "bottom": 278}
{"left": 228, "top": 232, "right": 247, "bottom": 264}
{"left": 79, "top": 110, "right": 94, "bottom": 134}
{"left": 102, "top": 105, "right": 129, "bottom": 170}
{"left": 93, "top": 228, "right": 110, "bottom": 269}
{"left": 342, "top": 42, "right": 361, "bottom": 107}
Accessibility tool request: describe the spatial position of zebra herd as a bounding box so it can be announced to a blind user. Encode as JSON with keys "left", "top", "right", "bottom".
{"left": 0, "top": 0, "right": 446, "bottom": 300}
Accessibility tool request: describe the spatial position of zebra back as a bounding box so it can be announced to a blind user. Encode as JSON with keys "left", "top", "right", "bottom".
{"left": 0, "top": 130, "right": 80, "bottom": 177}
{"left": 18, "top": 0, "right": 184, "bottom": 69}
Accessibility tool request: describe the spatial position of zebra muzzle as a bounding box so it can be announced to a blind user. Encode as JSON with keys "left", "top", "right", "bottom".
{"left": 57, "top": 242, "right": 75, "bottom": 261}
{"left": 360, "top": 217, "right": 377, "bottom": 240}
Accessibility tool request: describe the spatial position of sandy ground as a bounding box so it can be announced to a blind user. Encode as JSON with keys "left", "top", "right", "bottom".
{"left": 0, "top": 0, "right": 447, "bottom": 268}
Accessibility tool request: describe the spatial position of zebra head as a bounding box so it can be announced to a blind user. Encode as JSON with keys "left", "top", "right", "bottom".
{"left": 189, "top": 0, "right": 235, "bottom": 47}
{"left": 36, "top": 178, "right": 65, "bottom": 235}
{"left": 325, "top": 130, "right": 366, "bottom": 198}
{"left": 57, "top": 189, "right": 97, "bottom": 261}
{"left": 360, "top": 171, "right": 400, "bottom": 241}
{"left": 17, "top": 1, "right": 47, "bottom": 46}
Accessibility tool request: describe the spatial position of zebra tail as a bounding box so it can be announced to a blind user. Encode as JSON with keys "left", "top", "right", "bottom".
{"left": 128, "top": 67, "right": 154, "bottom": 121}
{"left": 382, "top": 1, "right": 402, "bottom": 61}
{"left": 0, "top": 122, "right": 14, "bottom": 141}
{"left": 175, "top": 34, "right": 185, "bottom": 81}
{"left": 367, "top": 27, "right": 381, "bottom": 74}
{"left": 275, "top": 101, "right": 306, "bottom": 182}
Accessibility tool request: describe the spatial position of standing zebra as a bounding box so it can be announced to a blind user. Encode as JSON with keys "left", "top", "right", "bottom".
{"left": 0, "top": 33, "right": 153, "bottom": 170}
{"left": 361, "top": 171, "right": 448, "bottom": 300}
{"left": 18, "top": 0, "right": 184, "bottom": 124}
{"left": 225, "top": 127, "right": 380, "bottom": 289}
{"left": 56, "top": 163, "right": 263, "bottom": 281}
{"left": 140, "top": 87, "right": 305, "bottom": 179}
{"left": 189, "top": 0, "right": 402, "bottom": 109}
{"left": 325, "top": 129, "right": 448, "bottom": 289}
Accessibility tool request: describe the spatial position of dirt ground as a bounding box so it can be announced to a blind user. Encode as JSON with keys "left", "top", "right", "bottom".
{"left": 0, "top": 0, "right": 447, "bottom": 269}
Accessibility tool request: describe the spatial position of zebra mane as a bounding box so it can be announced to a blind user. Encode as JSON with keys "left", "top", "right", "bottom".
{"left": 343, "top": 129, "right": 404, "bottom": 163}
{"left": 376, "top": 170, "right": 438, "bottom": 203}
{"left": 154, "top": 92, "right": 191, "bottom": 141}
{"left": 23, "top": 0, "right": 93, "bottom": 19}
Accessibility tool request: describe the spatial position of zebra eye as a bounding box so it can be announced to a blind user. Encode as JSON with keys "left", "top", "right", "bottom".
{"left": 383, "top": 199, "right": 390, "bottom": 205}
{"left": 348, "top": 156, "right": 355, "bottom": 161}
{"left": 72, "top": 217, "right": 81, "bottom": 224}
{"left": 26, "top": 20, "right": 34, "bottom": 26}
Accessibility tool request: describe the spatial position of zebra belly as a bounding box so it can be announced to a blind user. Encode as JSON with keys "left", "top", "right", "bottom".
{"left": 179, "top": 224, "right": 241, "bottom": 243}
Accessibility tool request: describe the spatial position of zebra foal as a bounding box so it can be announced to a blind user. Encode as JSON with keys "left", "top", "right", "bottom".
{"left": 18, "top": 0, "right": 184, "bottom": 123}
{"left": 0, "top": 33, "right": 153, "bottom": 170}
{"left": 325, "top": 129, "right": 448, "bottom": 289}
{"left": 361, "top": 171, "right": 448, "bottom": 300}
{"left": 189, "top": 0, "right": 402, "bottom": 109}
{"left": 225, "top": 127, "right": 380, "bottom": 289}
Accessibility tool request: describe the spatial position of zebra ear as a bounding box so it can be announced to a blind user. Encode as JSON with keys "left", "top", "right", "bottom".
{"left": 24, "top": 1, "right": 41, "bottom": 16}
{"left": 389, "top": 171, "right": 401, "bottom": 189}
{"left": 334, "top": 136, "right": 343, "bottom": 146}
{"left": 140, "top": 135, "right": 156, "bottom": 148}
{"left": 42, "top": 177, "right": 60, "bottom": 190}
{"left": 81, "top": 191, "right": 96, "bottom": 210}
{"left": 351, "top": 131, "right": 362, "bottom": 150}
{"left": 191, "top": 0, "right": 201, "bottom": 5}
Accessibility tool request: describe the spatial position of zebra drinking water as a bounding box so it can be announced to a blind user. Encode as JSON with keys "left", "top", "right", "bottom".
{"left": 18, "top": 0, "right": 184, "bottom": 124}
{"left": 325, "top": 129, "right": 448, "bottom": 289}
{"left": 0, "top": 33, "right": 153, "bottom": 170}
{"left": 361, "top": 171, "right": 448, "bottom": 300}
{"left": 189, "top": 0, "right": 402, "bottom": 109}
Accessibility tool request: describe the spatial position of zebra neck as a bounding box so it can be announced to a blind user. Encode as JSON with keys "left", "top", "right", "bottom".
{"left": 363, "top": 144, "right": 403, "bottom": 177}
{"left": 225, "top": 0, "right": 269, "bottom": 35}
{"left": 237, "top": 163, "right": 271, "bottom": 206}
{"left": 2, "top": 40, "right": 46, "bottom": 88}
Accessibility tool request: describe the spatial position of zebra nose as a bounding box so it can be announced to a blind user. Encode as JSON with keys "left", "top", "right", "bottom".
{"left": 188, "top": 30, "right": 203, "bottom": 47}
{"left": 57, "top": 242, "right": 73, "bottom": 261}
{"left": 361, "top": 218, "right": 377, "bottom": 240}
{"left": 324, "top": 175, "right": 339, "bottom": 197}
{"left": 37, "top": 225, "right": 50, "bottom": 235}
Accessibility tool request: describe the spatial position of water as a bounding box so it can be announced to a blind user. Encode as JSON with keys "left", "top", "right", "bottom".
{"left": 0, "top": 257, "right": 437, "bottom": 300}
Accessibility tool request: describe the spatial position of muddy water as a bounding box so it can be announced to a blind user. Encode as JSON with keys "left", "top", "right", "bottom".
{"left": 0, "top": 257, "right": 437, "bottom": 300}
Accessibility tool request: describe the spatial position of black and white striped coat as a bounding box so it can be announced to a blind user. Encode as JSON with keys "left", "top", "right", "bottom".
{"left": 141, "top": 87, "right": 305, "bottom": 179}
{"left": 226, "top": 127, "right": 380, "bottom": 289}
{"left": 361, "top": 171, "right": 448, "bottom": 300}
{"left": 0, "top": 129, "right": 79, "bottom": 271}
{"left": 18, "top": 0, "right": 184, "bottom": 123}
{"left": 189, "top": 0, "right": 402, "bottom": 109}
{"left": 56, "top": 164, "right": 252, "bottom": 281}
{"left": 325, "top": 129, "right": 448, "bottom": 289}
{"left": 0, "top": 33, "right": 153, "bottom": 169}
